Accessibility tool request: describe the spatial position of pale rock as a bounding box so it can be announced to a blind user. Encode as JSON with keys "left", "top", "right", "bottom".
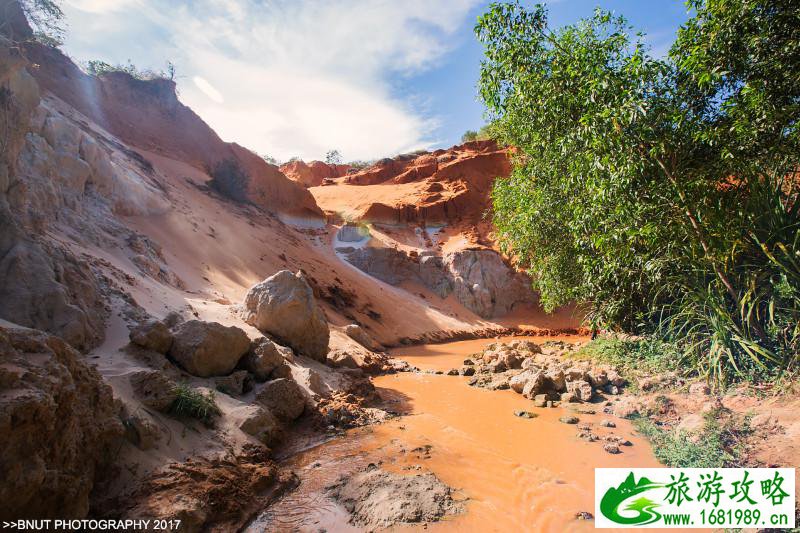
{"left": 236, "top": 404, "right": 283, "bottom": 446}
{"left": 243, "top": 270, "right": 329, "bottom": 362}
{"left": 168, "top": 320, "right": 250, "bottom": 378}
{"left": 129, "top": 320, "right": 173, "bottom": 354}
{"left": 240, "top": 337, "right": 289, "bottom": 381}
{"left": 343, "top": 324, "right": 383, "bottom": 352}
{"left": 545, "top": 369, "right": 566, "bottom": 392}
{"left": 255, "top": 378, "right": 306, "bottom": 421}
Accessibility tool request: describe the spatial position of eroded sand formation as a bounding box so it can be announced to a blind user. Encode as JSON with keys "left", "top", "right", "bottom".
{"left": 0, "top": 4, "right": 578, "bottom": 527}
{"left": 1, "top": 2, "right": 798, "bottom": 530}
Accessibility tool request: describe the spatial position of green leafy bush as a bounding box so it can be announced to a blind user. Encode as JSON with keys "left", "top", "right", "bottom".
{"left": 169, "top": 384, "right": 221, "bottom": 426}
{"left": 572, "top": 337, "right": 684, "bottom": 378}
{"left": 634, "top": 410, "right": 751, "bottom": 468}
{"left": 325, "top": 149, "right": 342, "bottom": 165}
{"left": 461, "top": 130, "right": 478, "bottom": 143}
{"left": 476, "top": 0, "right": 800, "bottom": 385}
{"left": 84, "top": 59, "right": 174, "bottom": 81}
{"left": 17, "top": 0, "right": 64, "bottom": 46}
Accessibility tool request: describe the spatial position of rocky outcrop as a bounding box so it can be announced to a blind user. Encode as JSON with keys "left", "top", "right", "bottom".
{"left": 280, "top": 160, "right": 350, "bottom": 188}
{"left": 464, "top": 340, "right": 628, "bottom": 405}
{"left": 344, "top": 247, "right": 421, "bottom": 285}
{"left": 0, "top": 237, "right": 107, "bottom": 350}
{"left": 0, "top": 326, "right": 123, "bottom": 519}
{"left": 243, "top": 270, "right": 329, "bottom": 362}
{"left": 234, "top": 405, "right": 283, "bottom": 446}
{"left": 313, "top": 141, "right": 510, "bottom": 225}
{"left": 129, "top": 320, "right": 173, "bottom": 354}
{"left": 239, "top": 337, "right": 293, "bottom": 382}
{"left": 168, "top": 320, "right": 250, "bottom": 377}
{"left": 344, "top": 246, "right": 533, "bottom": 318}
{"left": 255, "top": 378, "right": 306, "bottom": 421}
{"left": 3, "top": 4, "right": 320, "bottom": 219}
{"left": 444, "top": 249, "right": 533, "bottom": 318}
{"left": 215, "top": 370, "right": 252, "bottom": 396}
{"left": 0, "top": 37, "right": 107, "bottom": 350}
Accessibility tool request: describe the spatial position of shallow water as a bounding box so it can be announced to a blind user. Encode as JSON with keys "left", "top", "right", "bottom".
{"left": 248, "top": 337, "right": 662, "bottom": 532}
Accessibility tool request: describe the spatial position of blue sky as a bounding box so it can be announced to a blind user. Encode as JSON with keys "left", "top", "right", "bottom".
{"left": 59, "top": 1, "right": 689, "bottom": 162}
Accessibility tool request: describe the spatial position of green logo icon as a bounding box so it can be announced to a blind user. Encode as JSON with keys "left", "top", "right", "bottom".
{"left": 600, "top": 472, "right": 664, "bottom": 525}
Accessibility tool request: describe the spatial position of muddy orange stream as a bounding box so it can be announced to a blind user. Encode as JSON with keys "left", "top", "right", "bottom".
{"left": 249, "top": 337, "right": 662, "bottom": 532}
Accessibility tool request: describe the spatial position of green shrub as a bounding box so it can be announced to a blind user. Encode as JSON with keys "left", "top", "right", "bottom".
{"left": 634, "top": 409, "right": 751, "bottom": 468}
{"left": 571, "top": 337, "right": 684, "bottom": 378}
{"left": 84, "top": 59, "right": 174, "bottom": 81}
{"left": 476, "top": 0, "right": 800, "bottom": 385}
{"left": 461, "top": 130, "right": 478, "bottom": 143}
{"left": 18, "top": 0, "right": 65, "bottom": 46}
{"left": 170, "top": 384, "right": 221, "bottom": 426}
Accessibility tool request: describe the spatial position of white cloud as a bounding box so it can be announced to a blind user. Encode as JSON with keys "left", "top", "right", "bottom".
{"left": 59, "top": 0, "right": 481, "bottom": 161}
{"left": 192, "top": 76, "right": 224, "bottom": 104}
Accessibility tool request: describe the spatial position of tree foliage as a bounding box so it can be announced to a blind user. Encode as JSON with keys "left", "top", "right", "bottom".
{"left": 476, "top": 0, "right": 799, "bottom": 383}
{"left": 84, "top": 59, "right": 175, "bottom": 81}
{"left": 18, "top": 0, "right": 65, "bottom": 46}
{"left": 325, "top": 149, "right": 342, "bottom": 165}
{"left": 461, "top": 130, "right": 478, "bottom": 143}
{"left": 461, "top": 123, "right": 498, "bottom": 144}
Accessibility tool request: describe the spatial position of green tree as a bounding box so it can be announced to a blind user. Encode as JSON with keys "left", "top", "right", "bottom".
{"left": 325, "top": 149, "right": 342, "bottom": 165}
{"left": 476, "top": 1, "right": 799, "bottom": 383}
{"left": 84, "top": 59, "right": 174, "bottom": 81}
{"left": 461, "top": 130, "right": 478, "bottom": 142}
{"left": 2, "top": 0, "right": 65, "bottom": 46}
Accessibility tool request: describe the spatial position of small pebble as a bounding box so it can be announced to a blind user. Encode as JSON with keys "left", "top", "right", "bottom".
{"left": 514, "top": 410, "right": 537, "bottom": 419}
{"left": 600, "top": 419, "right": 616, "bottom": 428}
{"left": 559, "top": 416, "right": 579, "bottom": 424}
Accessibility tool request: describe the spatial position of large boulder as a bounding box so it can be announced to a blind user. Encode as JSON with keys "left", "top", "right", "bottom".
{"left": 239, "top": 337, "right": 291, "bottom": 381}
{"left": 255, "top": 378, "right": 306, "bottom": 421}
{"left": 243, "top": 270, "right": 329, "bottom": 362}
{"left": 129, "top": 320, "right": 173, "bottom": 354}
{"left": 234, "top": 404, "right": 283, "bottom": 446}
{"left": 168, "top": 320, "right": 250, "bottom": 377}
{"left": 0, "top": 326, "right": 123, "bottom": 519}
{"left": 444, "top": 249, "right": 533, "bottom": 318}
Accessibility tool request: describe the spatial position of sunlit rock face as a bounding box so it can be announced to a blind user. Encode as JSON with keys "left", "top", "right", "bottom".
{"left": 243, "top": 270, "right": 330, "bottom": 362}
{"left": 343, "top": 246, "right": 532, "bottom": 318}
{"left": 281, "top": 160, "right": 350, "bottom": 188}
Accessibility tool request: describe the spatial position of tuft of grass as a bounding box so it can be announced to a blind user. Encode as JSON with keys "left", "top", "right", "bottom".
{"left": 634, "top": 409, "right": 752, "bottom": 468}
{"left": 169, "top": 384, "right": 221, "bottom": 426}
{"left": 570, "top": 336, "right": 685, "bottom": 378}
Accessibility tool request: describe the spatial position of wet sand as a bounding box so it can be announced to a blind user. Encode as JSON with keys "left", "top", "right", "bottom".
{"left": 249, "top": 337, "right": 661, "bottom": 532}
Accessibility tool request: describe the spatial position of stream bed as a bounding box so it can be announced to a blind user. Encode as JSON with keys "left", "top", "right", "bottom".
{"left": 247, "top": 337, "right": 661, "bottom": 532}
